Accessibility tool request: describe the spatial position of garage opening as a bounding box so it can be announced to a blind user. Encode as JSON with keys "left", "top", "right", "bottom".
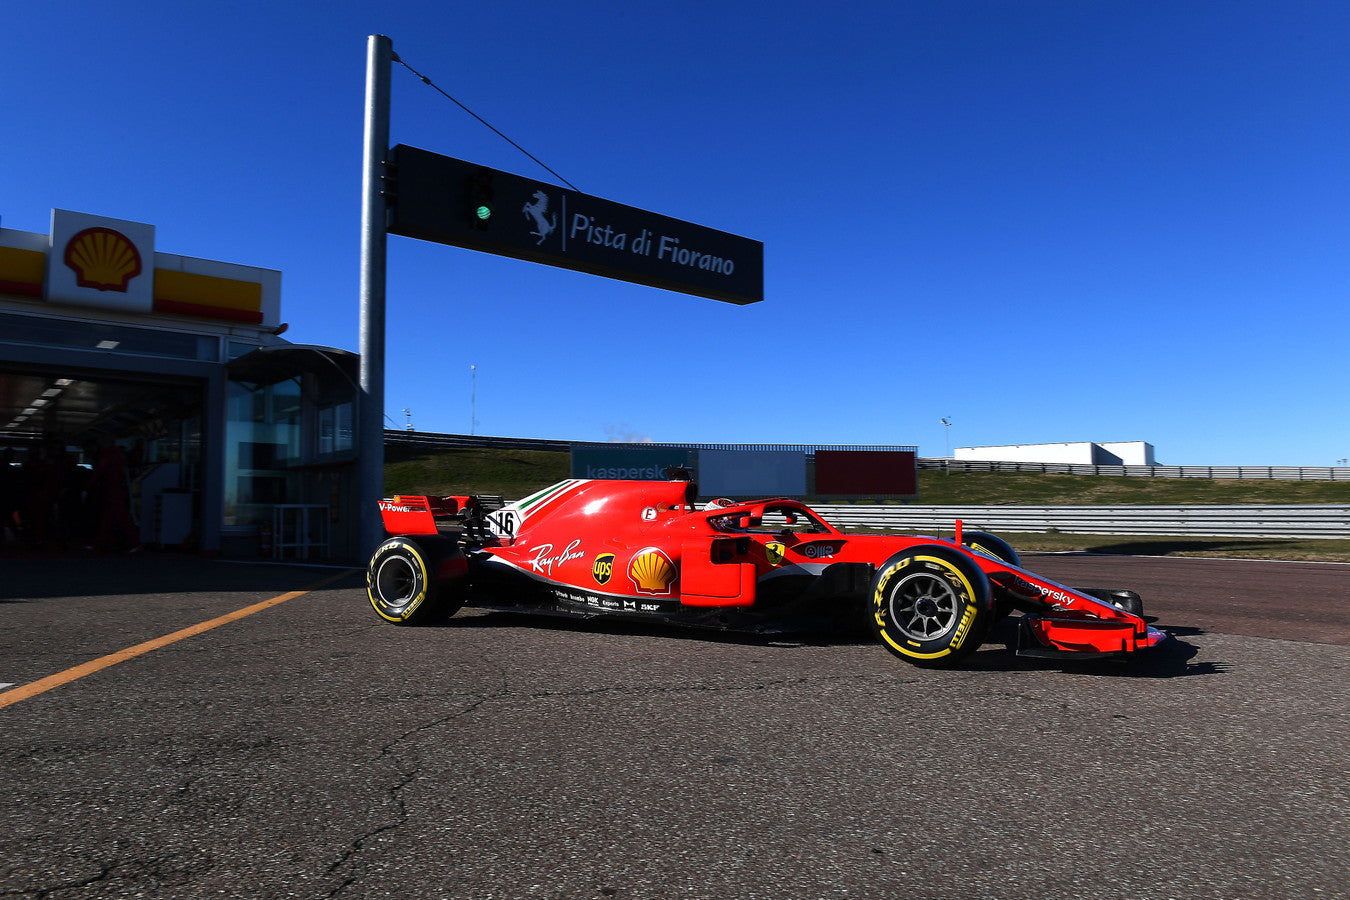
{"left": 0, "top": 364, "right": 203, "bottom": 553}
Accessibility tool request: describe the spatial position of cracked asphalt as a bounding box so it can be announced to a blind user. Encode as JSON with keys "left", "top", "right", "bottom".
{"left": 0, "top": 554, "right": 1346, "bottom": 899}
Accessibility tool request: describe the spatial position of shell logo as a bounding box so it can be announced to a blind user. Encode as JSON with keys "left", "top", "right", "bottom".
{"left": 628, "top": 547, "right": 676, "bottom": 595}
{"left": 63, "top": 227, "right": 142, "bottom": 292}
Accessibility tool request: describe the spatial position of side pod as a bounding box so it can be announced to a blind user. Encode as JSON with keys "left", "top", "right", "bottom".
{"left": 679, "top": 539, "right": 756, "bottom": 607}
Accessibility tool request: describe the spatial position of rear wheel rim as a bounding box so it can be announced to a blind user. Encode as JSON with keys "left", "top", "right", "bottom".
{"left": 375, "top": 555, "right": 420, "bottom": 612}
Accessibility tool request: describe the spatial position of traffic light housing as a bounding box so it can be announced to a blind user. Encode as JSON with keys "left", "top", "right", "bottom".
{"left": 469, "top": 168, "right": 495, "bottom": 230}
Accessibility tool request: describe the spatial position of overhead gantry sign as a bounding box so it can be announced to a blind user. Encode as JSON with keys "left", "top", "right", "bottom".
{"left": 385, "top": 144, "right": 763, "bottom": 306}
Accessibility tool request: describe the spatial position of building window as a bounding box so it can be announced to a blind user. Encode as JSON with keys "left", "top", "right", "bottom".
{"left": 224, "top": 377, "right": 302, "bottom": 527}
{"left": 317, "top": 401, "right": 354, "bottom": 457}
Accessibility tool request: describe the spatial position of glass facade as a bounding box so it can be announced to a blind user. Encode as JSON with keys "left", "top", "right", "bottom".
{"left": 223, "top": 356, "right": 358, "bottom": 544}
{"left": 224, "top": 377, "right": 302, "bottom": 527}
{"left": 317, "top": 401, "right": 354, "bottom": 457}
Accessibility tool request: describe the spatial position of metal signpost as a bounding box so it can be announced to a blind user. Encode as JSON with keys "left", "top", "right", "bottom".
{"left": 358, "top": 34, "right": 763, "bottom": 555}
{"left": 358, "top": 35, "right": 393, "bottom": 559}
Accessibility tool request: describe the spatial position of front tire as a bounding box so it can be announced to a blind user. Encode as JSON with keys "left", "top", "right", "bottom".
{"left": 367, "top": 536, "right": 465, "bottom": 624}
{"left": 1081, "top": 588, "right": 1144, "bottom": 617}
{"left": 962, "top": 530, "right": 1019, "bottom": 568}
{"left": 962, "top": 530, "right": 1021, "bottom": 620}
{"left": 868, "top": 546, "right": 994, "bottom": 667}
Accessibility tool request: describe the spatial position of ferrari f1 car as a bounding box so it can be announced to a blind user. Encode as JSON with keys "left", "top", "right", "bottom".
{"left": 367, "top": 477, "right": 1167, "bottom": 667}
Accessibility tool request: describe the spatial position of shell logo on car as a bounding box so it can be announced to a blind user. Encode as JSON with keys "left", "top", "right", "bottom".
{"left": 628, "top": 547, "right": 676, "bottom": 594}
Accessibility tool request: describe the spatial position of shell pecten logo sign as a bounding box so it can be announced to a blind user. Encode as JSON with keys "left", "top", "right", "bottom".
{"left": 63, "top": 227, "right": 142, "bottom": 292}
{"left": 17, "top": 209, "right": 275, "bottom": 326}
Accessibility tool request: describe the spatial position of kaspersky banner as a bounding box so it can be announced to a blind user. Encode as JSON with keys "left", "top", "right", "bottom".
{"left": 386, "top": 144, "right": 763, "bottom": 305}
{"left": 571, "top": 444, "right": 696, "bottom": 481}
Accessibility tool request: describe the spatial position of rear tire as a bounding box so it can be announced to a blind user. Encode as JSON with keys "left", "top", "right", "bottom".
{"left": 868, "top": 546, "right": 994, "bottom": 667}
{"left": 368, "top": 536, "right": 465, "bottom": 624}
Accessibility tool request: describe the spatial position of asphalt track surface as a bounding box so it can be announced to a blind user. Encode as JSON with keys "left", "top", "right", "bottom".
{"left": 0, "top": 553, "right": 1346, "bottom": 899}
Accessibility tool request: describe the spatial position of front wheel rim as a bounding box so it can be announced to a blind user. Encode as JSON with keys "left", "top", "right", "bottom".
{"left": 888, "top": 571, "right": 960, "bottom": 641}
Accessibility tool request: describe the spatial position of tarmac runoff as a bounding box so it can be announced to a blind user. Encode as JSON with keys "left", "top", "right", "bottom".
{"left": 0, "top": 568, "right": 354, "bottom": 710}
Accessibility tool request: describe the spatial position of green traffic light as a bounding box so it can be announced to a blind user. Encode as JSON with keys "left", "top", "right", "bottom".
{"left": 475, "top": 204, "right": 493, "bottom": 222}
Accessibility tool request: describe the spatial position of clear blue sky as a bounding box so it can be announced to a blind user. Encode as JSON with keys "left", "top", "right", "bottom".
{"left": 4, "top": 2, "right": 1347, "bottom": 465}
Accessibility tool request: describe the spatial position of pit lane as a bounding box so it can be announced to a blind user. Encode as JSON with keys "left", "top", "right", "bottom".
{"left": 0, "top": 554, "right": 1345, "bottom": 899}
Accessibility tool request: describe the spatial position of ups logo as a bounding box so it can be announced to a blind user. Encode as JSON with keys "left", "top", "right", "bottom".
{"left": 592, "top": 553, "right": 615, "bottom": 585}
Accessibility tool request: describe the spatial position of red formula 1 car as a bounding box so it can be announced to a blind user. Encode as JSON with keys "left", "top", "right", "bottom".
{"left": 367, "top": 477, "right": 1167, "bottom": 667}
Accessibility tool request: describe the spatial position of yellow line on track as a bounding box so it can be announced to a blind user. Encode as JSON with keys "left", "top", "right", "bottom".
{"left": 0, "top": 569, "right": 358, "bottom": 710}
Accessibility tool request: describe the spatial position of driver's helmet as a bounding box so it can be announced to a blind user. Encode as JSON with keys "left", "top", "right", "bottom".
{"left": 704, "top": 498, "right": 735, "bottom": 510}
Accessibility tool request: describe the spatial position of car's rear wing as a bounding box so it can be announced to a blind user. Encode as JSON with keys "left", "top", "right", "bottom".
{"left": 378, "top": 494, "right": 505, "bottom": 537}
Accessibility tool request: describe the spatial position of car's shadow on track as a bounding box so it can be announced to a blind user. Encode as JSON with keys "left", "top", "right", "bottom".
{"left": 973, "top": 619, "right": 1224, "bottom": 678}
{"left": 431, "top": 608, "right": 1225, "bottom": 678}
{"left": 430, "top": 607, "right": 877, "bottom": 647}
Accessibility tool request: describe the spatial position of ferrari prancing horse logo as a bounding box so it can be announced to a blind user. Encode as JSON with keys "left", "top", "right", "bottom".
{"left": 765, "top": 542, "right": 786, "bottom": 567}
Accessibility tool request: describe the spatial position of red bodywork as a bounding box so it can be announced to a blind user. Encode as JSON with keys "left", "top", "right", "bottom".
{"left": 378, "top": 479, "right": 1167, "bottom": 659}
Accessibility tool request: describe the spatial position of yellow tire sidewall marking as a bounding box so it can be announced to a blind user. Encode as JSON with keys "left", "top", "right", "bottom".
{"left": 369, "top": 541, "right": 429, "bottom": 623}
{"left": 873, "top": 554, "right": 977, "bottom": 660}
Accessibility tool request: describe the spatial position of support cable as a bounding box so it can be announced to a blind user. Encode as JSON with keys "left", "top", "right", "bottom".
{"left": 393, "top": 53, "right": 580, "bottom": 192}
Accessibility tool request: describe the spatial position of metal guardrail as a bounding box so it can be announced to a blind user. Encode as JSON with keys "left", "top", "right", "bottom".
{"left": 920, "top": 458, "right": 1350, "bottom": 482}
{"left": 385, "top": 430, "right": 916, "bottom": 455}
{"left": 810, "top": 504, "right": 1350, "bottom": 539}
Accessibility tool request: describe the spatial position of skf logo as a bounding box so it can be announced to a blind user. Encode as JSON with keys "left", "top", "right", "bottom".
{"left": 765, "top": 542, "right": 786, "bottom": 567}
{"left": 592, "top": 553, "right": 615, "bottom": 586}
{"left": 63, "top": 227, "right": 142, "bottom": 292}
